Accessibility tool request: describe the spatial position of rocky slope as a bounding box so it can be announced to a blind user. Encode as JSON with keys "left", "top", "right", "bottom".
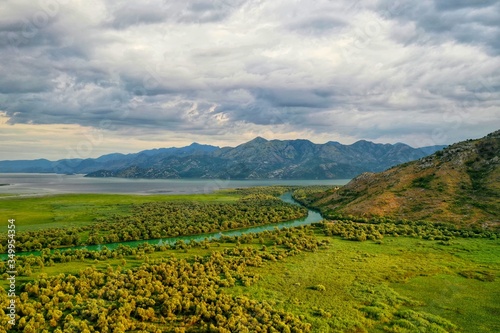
{"left": 304, "top": 131, "right": 499, "bottom": 228}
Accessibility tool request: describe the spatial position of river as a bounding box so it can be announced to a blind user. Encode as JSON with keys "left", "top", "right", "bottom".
{"left": 1, "top": 192, "right": 324, "bottom": 259}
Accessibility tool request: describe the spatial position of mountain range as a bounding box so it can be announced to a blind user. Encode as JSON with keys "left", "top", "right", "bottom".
{"left": 300, "top": 130, "right": 499, "bottom": 228}
{"left": 0, "top": 138, "right": 446, "bottom": 180}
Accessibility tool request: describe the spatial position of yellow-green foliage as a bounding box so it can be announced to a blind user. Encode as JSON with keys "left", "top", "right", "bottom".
{"left": 1, "top": 227, "right": 499, "bottom": 332}
{"left": 0, "top": 189, "right": 498, "bottom": 332}
{"left": 0, "top": 193, "right": 307, "bottom": 253}
{"left": 0, "top": 228, "right": 327, "bottom": 332}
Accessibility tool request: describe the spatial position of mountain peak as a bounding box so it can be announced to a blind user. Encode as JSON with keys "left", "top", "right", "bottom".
{"left": 2, "top": 136, "right": 446, "bottom": 180}
{"left": 249, "top": 136, "right": 268, "bottom": 144}
{"left": 351, "top": 140, "right": 374, "bottom": 146}
{"left": 188, "top": 142, "right": 218, "bottom": 149}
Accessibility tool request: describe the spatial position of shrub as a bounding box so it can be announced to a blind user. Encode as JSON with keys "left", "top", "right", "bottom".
{"left": 310, "top": 284, "right": 326, "bottom": 292}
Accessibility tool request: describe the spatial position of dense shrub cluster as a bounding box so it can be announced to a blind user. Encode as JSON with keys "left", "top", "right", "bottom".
{"left": 0, "top": 195, "right": 307, "bottom": 253}
{"left": 292, "top": 186, "right": 338, "bottom": 207}
{"left": 0, "top": 258, "right": 309, "bottom": 332}
{"left": 0, "top": 227, "right": 326, "bottom": 276}
{"left": 319, "top": 220, "right": 499, "bottom": 242}
{"left": 0, "top": 227, "right": 328, "bottom": 332}
{"left": 87, "top": 196, "right": 307, "bottom": 245}
{"left": 220, "top": 186, "right": 296, "bottom": 196}
{"left": 0, "top": 228, "right": 83, "bottom": 253}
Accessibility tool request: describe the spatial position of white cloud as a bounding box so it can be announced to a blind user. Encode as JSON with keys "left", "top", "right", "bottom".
{"left": 0, "top": 0, "right": 499, "bottom": 159}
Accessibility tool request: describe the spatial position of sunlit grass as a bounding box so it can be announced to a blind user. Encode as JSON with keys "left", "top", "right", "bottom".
{"left": 393, "top": 275, "right": 500, "bottom": 333}
{"left": 0, "top": 193, "right": 239, "bottom": 232}
{"left": 228, "top": 236, "right": 500, "bottom": 333}
{"left": 0, "top": 190, "right": 498, "bottom": 332}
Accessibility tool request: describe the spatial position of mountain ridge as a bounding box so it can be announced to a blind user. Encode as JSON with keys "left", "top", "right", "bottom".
{"left": 0, "top": 138, "right": 447, "bottom": 180}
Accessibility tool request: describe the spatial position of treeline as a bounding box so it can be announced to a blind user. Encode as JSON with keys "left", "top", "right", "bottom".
{"left": 220, "top": 186, "right": 296, "bottom": 196}
{"left": 0, "top": 227, "right": 83, "bottom": 252}
{"left": 87, "top": 195, "right": 307, "bottom": 245}
{"left": 319, "top": 220, "right": 499, "bottom": 242}
{"left": 0, "top": 227, "right": 326, "bottom": 332}
{"left": 0, "top": 195, "right": 307, "bottom": 253}
{"left": 292, "top": 186, "right": 339, "bottom": 207}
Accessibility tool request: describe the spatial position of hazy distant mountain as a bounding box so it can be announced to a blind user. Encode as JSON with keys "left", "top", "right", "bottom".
{"left": 80, "top": 138, "right": 445, "bottom": 180}
{"left": 0, "top": 143, "right": 219, "bottom": 175}
{"left": 0, "top": 159, "right": 59, "bottom": 173}
{"left": 301, "top": 130, "right": 499, "bottom": 228}
{"left": 0, "top": 138, "right": 446, "bottom": 180}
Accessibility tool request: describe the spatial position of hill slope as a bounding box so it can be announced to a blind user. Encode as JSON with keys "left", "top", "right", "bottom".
{"left": 303, "top": 131, "right": 500, "bottom": 228}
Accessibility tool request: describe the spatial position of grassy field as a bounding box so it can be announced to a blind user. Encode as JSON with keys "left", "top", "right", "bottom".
{"left": 3, "top": 232, "right": 498, "bottom": 332}
{"left": 228, "top": 235, "right": 500, "bottom": 333}
{"left": 0, "top": 192, "right": 238, "bottom": 232}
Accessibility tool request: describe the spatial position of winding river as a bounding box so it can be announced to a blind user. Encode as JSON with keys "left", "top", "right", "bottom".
{"left": 2, "top": 192, "right": 323, "bottom": 258}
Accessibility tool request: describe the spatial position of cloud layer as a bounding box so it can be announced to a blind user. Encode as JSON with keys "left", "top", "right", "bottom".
{"left": 1, "top": 0, "right": 499, "bottom": 159}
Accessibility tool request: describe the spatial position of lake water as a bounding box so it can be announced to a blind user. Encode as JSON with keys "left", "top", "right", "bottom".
{"left": 0, "top": 173, "right": 350, "bottom": 195}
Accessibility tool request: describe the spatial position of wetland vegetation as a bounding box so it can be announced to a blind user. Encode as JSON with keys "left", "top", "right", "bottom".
{"left": 0, "top": 186, "right": 498, "bottom": 332}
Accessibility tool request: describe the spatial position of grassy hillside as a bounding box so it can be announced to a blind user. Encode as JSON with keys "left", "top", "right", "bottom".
{"left": 298, "top": 130, "right": 500, "bottom": 229}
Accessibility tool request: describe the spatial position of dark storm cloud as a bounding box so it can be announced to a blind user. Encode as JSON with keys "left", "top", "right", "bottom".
{"left": 252, "top": 88, "right": 334, "bottom": 109}
{"left": 0, "top": 0, "right": 498, "bottom": 151}
{"left": 377, "top": 0, "right": 500, "bottom": 55}
{"left": 105, "top": 0, "right": 246, "bottom": 29}
{"left": 287, "top": 16, "right": 346, "bottom": 35}
{"left": 0, "top": 52, "right": 58, "bottom": 94}
{"left": 0, "top": 19, "right": 58, "bottom": 49}
{"left": 433, "top": 0, "right": 498, "bottom": 11}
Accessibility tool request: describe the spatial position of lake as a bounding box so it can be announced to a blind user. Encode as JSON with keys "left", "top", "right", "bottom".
{"left": 0, "top": 173, "right": 350, "bottom": 195}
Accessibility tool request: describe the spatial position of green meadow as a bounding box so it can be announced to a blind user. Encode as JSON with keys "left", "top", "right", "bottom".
{"left": 0, "top": 192, "right": 238, "bottom": 232}
{"left": 228, "top": 236, "right": 500, "bottom": 332}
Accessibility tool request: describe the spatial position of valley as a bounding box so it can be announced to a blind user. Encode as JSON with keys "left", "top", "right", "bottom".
{"left": 1, "top": 132, "right": 499, "bottom": 332}
{"left": 2, "top": 0, "right": 498, "bottom": 331}
{"left": 1, "top": 184, "right": 499, "bottom": 332}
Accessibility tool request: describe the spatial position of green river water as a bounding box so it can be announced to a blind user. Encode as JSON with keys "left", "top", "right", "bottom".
{"left": 1, "top": 192, "right": 323, "bottom": 259}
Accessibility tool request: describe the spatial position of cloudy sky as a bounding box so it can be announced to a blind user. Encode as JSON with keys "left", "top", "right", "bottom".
{"left": 1, "top": 0, "right": 499, "bottom": 160}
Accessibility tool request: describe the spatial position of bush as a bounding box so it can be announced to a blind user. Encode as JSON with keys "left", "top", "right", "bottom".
{"left": 310, "top": 284, "right": 326, "bottom": 292}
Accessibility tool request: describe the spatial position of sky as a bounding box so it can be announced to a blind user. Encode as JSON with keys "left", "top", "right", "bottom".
{"left": 0, "top": 0, "right": 499, "bottom": 161}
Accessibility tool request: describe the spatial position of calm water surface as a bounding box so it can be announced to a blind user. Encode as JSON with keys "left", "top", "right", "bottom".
{"left": 0, "top": 173, "right": 349, "bottom": 195}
